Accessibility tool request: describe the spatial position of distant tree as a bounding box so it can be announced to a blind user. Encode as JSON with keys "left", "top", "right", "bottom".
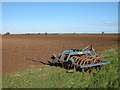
{"left": 102, "top": 32, "right": 104, "bottom": 35}
{"left": 74, "top": 32, "right": 76, "bottom": 34}
{"left": 27, "top": 33, "right": 30, "bottom": 35}
{"left": 45, "top": 32, "right": 47, "bottom": 35}
{"left": 5, "top": 32, "right": 10, "bottom": 35}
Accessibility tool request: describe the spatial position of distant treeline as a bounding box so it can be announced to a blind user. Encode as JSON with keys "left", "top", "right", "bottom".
{"left": 1, "top": 32, "right": 119, "bottom": 35}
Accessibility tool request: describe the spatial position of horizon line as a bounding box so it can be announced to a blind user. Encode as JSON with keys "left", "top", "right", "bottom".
{"left": 1, "top": 32, "right": 119, "bottom": 35}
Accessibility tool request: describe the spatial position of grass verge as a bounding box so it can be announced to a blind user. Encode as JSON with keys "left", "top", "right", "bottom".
{"left": 2, "top": 49, "right": 119, "bottom": 88}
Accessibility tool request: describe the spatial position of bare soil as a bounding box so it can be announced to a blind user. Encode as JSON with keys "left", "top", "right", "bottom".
{"left": 2, "top": 34, "right": 118, "bottom": 74}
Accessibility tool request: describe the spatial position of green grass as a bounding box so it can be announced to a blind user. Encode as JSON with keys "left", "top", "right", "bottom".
{"left": 2, "top": 49, "right": 119, "bottom": 88}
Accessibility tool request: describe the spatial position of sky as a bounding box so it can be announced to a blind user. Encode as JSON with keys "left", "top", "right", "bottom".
{"left": 2, "top": 2, "right": 118, "bottom": 34}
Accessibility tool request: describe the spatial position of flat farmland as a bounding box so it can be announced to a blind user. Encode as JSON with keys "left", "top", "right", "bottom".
{"left": 2, "top": 34, "right": 118, "bottom": 74}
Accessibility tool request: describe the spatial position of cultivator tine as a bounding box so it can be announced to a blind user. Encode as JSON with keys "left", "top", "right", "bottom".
{"left": 82, "top": 67, "right": 92, "bottom": 74}
{"left": 67, "top": 65, "right": 76, "bottom": 73}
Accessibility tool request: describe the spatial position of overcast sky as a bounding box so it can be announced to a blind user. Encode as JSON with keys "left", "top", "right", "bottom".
{"left": 2, "top": 2, "right": 118, "bottom": 34}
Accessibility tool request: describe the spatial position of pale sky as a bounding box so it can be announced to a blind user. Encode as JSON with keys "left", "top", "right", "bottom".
{"left": 2, "top": 2, "right": 118, "bottom": 34}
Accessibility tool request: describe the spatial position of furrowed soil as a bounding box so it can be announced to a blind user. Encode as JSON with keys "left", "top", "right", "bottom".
{"left": 2, "top": 34, "right": 118, "bottom": 74}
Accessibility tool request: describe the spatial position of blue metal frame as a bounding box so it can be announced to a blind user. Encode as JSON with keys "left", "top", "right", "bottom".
{"left": 74, "top": 62, "right": 110, "bottom": 68}
{"left": 80, "top": 62, "right": 110, "bottom": 68}
{"left": 60, "top": 50, "right": 73, "bottom": 59}
{"left": 51, "top": 45, "right": 110, "bottom": 69}
{"left": 60, "top": 50, "right": 97, "bottom": 61}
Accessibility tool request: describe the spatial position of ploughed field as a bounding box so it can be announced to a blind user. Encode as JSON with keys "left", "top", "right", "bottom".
{"left": 2, "top": 34, "right": 118, "bottom": 74}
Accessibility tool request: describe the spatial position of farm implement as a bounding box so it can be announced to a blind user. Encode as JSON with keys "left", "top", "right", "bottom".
{"left": 31, "top": 45, "right": 110, "bottom": 74}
